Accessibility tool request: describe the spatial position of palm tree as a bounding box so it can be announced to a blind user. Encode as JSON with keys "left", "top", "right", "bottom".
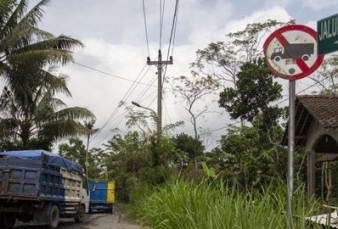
{"left": 0, "top": 64, "right": 95, "bottom": 149}
{"left": 0, "top": 0, "right": 94, "bottom": 149}
{"left": 0, "top": 0, "right": 84, "bottom": 79}
{"left": 84, "top": 119, "right": 99, "bottom": 179}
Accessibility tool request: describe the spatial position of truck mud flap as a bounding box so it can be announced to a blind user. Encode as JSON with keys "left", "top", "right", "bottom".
{"left": 33, "top": 209, "right": 49, "bottom": 225}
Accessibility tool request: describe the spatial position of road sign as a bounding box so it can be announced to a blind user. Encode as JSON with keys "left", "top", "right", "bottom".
{"left": 317, "top": 13, "right": 338, "bottom": 55}
{"left": 263, "top": 24, "right": 324, "bottom": 80}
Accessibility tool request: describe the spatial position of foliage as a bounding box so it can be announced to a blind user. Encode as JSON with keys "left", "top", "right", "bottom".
{"left": 0, "top": 0, "right": 94, "bottom": 149}
{"left": 216, "top": 124, "right": 289, "bottom": 190}
{"left": 191, "top": 19, "right": 292, "bottom": 88}
{"left": 0, "top": 69, "right": 95, "bottom": 149}
{"left": 134, "top": 178, "right": 320, "bottom": 229}
{"left": 58, "top": 137, "right": 86, "bottom": 168}
{"left": 218, "top": 59, "right": 283, "bottom": 123}
{"left": 172, "top": 133, "right": 204, "bottom": 162}
{"left": 309, "top": 54, "right": 338, "bottom": 95}
{"left": 102, "top": 131, "right": 152, "bottom": 202}
{"left": 172, "top": 74, "right": 220, "bottom": 139}
{"left": 0, "top": 0, "right": 84, "bottom": 74}
{"left": 201, "top": 162, "right": 216, "bottom": 179}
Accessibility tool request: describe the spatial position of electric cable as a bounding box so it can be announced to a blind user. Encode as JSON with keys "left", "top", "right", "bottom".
{"left": 74, "top": 62, "right": 156, "bottom": 87}
{"left": 89, "top": 63, "right": 151, "bottom": 145}
{"left": 142, "top": 0, "right": 150, "bottom": 57}
{"left": 159, "top": 0, "right": 166, "bottom": 50}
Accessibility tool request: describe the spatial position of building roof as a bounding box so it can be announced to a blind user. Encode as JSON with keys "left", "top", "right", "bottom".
{"left": 282, "top": 95, "right": 338, "bottom": 146}
{"left": 298, "top": 95, "right": 338, "bottom": 128}
{"left": 317, "top": 153, "right": 338, "bottom": 163}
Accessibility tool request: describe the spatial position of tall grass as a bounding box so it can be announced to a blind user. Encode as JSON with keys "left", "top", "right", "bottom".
{"left": 132, "top": 179, "right": 322, "bottom": 229}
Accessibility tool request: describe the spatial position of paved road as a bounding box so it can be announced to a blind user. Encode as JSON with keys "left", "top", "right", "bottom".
{"left": 14, "top": 212, "right": 142, "bottom": 229}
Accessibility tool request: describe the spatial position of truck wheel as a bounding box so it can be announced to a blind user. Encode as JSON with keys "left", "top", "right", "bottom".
{"left": 74, "top": 204, "right": 85, "bottom": 223}
{"left": 0, "top": 213, "right": 16, "bottom": 229}
{"left": 49, "top": 205, "right": 59, "bottom": 229}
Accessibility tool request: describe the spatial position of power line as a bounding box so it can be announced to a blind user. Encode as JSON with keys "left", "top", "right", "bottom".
{"left": 90, "top": 0, "right": 178, "bottom": 148}
{"left": 89, "top": 63, "right": 151, "bottom": 145}
{"left": 161, "top": 0, "right": 179, "bottom": 127}
{"left": 90, "top": 66, "right": 160, "bottom": 148}
{"left": 167, "top": 0, "right": 179, "bottom": 58}
{"left": 159, "top": 0, "right": 166, "bottom": 50}
{"left": 74, "top": 62, "right": 156, "bottom": 87}
{"left": 142, "top": 0, "right": 150, "bottom": 57}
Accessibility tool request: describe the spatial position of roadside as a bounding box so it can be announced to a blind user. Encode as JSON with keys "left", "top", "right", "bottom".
{"left": 13, "top": 211, "right": 142, "bottom": 229}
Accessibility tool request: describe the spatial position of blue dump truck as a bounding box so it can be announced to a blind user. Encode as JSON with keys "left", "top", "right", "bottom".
{"left": 88, "top": 181, "right": 115, "bottom": 213}
{"left": 0, "top": 150, "right": 89, "bottom": 229}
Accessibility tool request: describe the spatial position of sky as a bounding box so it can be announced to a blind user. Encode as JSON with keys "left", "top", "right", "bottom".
{"left": 23, "top": 0, "right": 338, "bottom": 151}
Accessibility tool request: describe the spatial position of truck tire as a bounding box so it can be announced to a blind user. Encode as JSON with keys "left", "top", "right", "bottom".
{"left": 74, "top": 204, "right": 85, "bottom": 223}
{"left": 49, "top": 205, "right": 59, "bottom": 229}
{"left": 0, "top": 213, "right": 16, "bottom": 229}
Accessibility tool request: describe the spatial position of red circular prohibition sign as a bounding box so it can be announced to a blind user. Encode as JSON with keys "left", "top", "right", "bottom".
{"left": 263, "top": 24, "right": 324, "bottom": 80}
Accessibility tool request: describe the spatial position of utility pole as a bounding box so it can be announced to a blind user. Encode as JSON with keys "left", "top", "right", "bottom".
{"left": 147, "top": 50, "right": 173, "bottom": 138}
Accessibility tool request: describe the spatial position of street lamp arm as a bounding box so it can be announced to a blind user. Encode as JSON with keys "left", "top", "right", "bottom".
{"left": 131, "top": 101, "right": 141, "bottom": 107}
{"left": 131, "top": 101, "right": 157, "bottom": 115}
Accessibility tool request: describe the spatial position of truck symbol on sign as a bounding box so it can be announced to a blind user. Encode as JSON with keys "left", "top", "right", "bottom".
{"left": 270, "top": 43, "right": 314, "bottom": 62}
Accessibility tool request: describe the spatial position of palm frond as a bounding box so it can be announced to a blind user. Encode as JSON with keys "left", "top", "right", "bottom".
{"left": 55, "top": 107, "right": 95, "bottom": 120}
{"left": 9, "top": 48, "right": 78, "bottom": 66}
{"left": 41, "top": 119, "right": 87, "bottom": 139}
{"left": 20, "top": 0, "right": 50, "bottom": 27}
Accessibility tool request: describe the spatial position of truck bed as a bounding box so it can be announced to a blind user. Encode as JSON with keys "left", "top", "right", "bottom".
{"left": 0, "top": 150, "right": 83, "bottom": 202}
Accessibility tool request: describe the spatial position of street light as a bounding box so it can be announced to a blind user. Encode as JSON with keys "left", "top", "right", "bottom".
{"left": 131, "top": 101, "right": 156, "bottom": 115}
{"left": 131, "top": 101, "right": 160, "bottom": 136}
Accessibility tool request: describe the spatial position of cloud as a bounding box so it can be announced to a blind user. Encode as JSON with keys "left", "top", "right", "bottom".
{"left": 27, "top": 0, "right": 328, "bottom": 151}
{"left": 300, "top": 0, "right": 338, "bottom": 11}
{"left": 225, "top": 5, "right": 292, "bottom": 34}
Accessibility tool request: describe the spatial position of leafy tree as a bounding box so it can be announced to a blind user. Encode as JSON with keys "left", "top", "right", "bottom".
{"left": 172, "top": 74, "right": 220, "bottom": 140}
{"left": 309, "top": 54, "right": 338, "bottom": 95}
{"left": 189, "top": 20, "right": 291, "bottom": 129}
{"left": 59, "top": 137, "right": 87, "bottom": 167}
{"left": 58, "top": 138, "right": 103, "bottom": 180}
{"left": 191, "top": 20, "right": 291, "bottom": 88}
{"left": 173, "top": 133, "right": 205, "bottom": 163}
{"left": 103, "top": 131, "right": 151, "bottom": 202}
{"left": 219, "top": 125, "right": 276, "bottom": 190}
{"left": 218, "top": 59, "right": 283, "bottom": 124}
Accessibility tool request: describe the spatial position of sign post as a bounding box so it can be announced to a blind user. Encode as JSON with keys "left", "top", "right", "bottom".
{"left": 263, "top": 24, "right": 323, "bottom": 229}
{"left": 317, "top": 13, "right": 338, "bottom": 55}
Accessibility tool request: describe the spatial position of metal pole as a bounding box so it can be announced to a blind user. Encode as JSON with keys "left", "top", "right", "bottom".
{"left": 287, "top": 79, "right": 295, "bottom": 229}
{"left": 86, "top": 134, "right": 89, "bottom": 180}
{"left": 157, "top": 50, "right": 162, "bottom": 138}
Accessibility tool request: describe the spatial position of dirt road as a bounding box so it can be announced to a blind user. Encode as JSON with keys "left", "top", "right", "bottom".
{"left": 14, "top": 212, "right": 142, "bottom": 229}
